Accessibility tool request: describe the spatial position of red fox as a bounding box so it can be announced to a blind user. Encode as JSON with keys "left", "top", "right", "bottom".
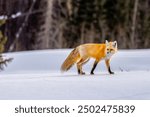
{"left": 61, "top": 40, "right": 117, "bottom": 75}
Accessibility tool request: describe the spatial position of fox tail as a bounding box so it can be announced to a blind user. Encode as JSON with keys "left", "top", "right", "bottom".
{"left": 61, "top": 48, "right": 80, "bottom": 72}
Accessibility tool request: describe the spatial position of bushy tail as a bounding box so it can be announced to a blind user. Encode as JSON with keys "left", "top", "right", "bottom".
{"left": 61, "top": 48, "right": 80, "bottom": 72}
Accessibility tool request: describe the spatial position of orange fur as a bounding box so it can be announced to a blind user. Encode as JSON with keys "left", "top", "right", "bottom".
{"left": 61, "top": 40, "right": 117, "bottom": 74}
{"left": 61, "top": 48, "right": 80, "bottom": 72}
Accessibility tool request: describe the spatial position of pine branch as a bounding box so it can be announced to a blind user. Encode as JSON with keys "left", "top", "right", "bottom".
{"left": 0, "top": 57, "right": 13, "bottom": 71}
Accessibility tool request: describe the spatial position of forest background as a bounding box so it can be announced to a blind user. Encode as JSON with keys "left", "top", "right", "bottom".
{"left": 0, "top": 0, "right": 150, "bottom": 52}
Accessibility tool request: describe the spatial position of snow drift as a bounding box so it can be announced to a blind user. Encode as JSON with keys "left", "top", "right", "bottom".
{"left": 0, "top": 49, "right": 150, "bottom": 100}
{"left": 2, "top": 49, "right": 150, "bottom": 74}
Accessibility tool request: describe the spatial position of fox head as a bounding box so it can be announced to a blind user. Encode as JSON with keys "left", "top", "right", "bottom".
{"left": 105, "top": 40, "right": 118, "bottom": 58}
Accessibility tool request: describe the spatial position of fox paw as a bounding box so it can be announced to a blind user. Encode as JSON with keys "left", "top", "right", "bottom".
{"left": 110, "top": 72, "right": 114, "bottom": 74}
{"left": 78, "top": 72, "right": 85, "bottom": 75}
{"left": 81, "top": 72, "right": 85, "bottom": 75}
{"left": 90, "top": 72, "right": 94, "bottom": 75}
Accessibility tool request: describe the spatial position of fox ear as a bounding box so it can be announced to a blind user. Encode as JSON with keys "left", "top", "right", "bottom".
{"left": 105, "top": 40, "right": 109, "bottom": 44}
{"left": 113, "top": 41, "right": 117, "bottom": 48}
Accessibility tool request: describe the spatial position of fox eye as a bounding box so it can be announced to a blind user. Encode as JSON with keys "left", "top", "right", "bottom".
{"left": 107, "top": 49, "right": 113, "bottom": 51}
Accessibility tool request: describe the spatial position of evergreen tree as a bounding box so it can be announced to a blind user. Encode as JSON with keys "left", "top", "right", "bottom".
{"left": 1, "top": 0, "right": 150, "bottom": 50}
{"left": 0, "top": 20, "right": 12, "bottom": 70}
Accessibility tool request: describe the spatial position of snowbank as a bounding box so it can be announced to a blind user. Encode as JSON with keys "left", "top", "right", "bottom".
{"left": 0, "top": 49, "right": 150, "bottom": 100}
{"left": 2, "top": 49, "right": 150, "bottom": 74}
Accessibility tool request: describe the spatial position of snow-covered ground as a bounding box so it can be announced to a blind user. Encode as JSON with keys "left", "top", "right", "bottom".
{"left": 0, "top": 49, "right": 150, "bottom": 100}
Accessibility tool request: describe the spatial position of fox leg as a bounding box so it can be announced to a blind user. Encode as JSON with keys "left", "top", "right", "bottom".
{"left": 77, "top": 58, "right": 89, "bottom": 75}
{"left": 105, "top": 59, "right": 114, "bottom": 74}
{"left": 77, "top": 62, "right": 85, "bottom": 75}
{"left": 90, "top": 60, "right": 99, "bottom": 75}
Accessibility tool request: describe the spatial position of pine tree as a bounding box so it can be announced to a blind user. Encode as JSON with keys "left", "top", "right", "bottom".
{"left": 0, "top": 20, "right": 12, "bottom": 70}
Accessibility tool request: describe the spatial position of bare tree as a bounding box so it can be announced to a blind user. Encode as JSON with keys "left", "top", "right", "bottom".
{"left": 130, "top": 0, "right": 139, "bottom": 48}
{"left": 8, "top": 0, "right": 37, "bottom": 51}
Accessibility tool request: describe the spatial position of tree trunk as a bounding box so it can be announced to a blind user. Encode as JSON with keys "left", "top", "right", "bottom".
{"left": 130, "top": 0, "right": 139, "bottom": 48}
{"left": 38, "top": 0, "right": 53, "bottom": 49}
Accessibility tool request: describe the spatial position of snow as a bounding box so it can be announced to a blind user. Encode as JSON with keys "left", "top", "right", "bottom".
{"left": 0, "top": 15, "right": 8, "bottom": 20}
{"left": 0, "top": 49, "right": 150, "bottom": 100}
{"left": 11, "top": 12, "right": 22, "bottom": 19}
{"left": 0, "top": 12, "right": 22, "bottom": 20}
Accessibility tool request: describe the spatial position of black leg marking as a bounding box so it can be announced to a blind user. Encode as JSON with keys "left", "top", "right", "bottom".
{"left": 90, "top": 61, "right": 98, "bottom": 75}
{"left": 108, "top": 66, "right": 114, "bottom": 74}
{"left": 78, "top": 69, "right": 80, "bottom": 74}
{"left": 78, "top": 68, "right": 85, "bottom": 75}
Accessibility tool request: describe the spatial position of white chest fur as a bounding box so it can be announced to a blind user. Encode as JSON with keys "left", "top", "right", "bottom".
{"left": 105, "top": 53, "right": 113, "bottom": 60}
